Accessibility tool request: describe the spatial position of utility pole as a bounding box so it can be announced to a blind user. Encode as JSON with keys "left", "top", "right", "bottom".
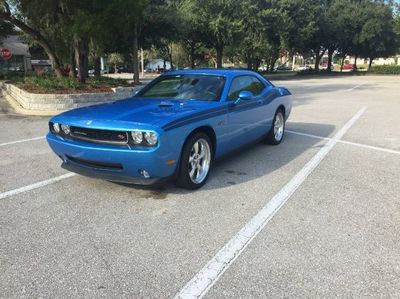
{"left": 292, "top": 54, "right": 296, "bottom": 71}
{"left": 141, "top": 48, "right": 144, "bottom": 78}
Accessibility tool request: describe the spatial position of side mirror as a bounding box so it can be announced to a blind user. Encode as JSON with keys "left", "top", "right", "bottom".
{"left": 134, "top": 87, "right": 142, "bottom": 95}
{"left": 234, "top": 90, "right": 253, "bottom": 104}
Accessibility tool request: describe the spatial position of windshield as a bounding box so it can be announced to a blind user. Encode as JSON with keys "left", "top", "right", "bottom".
{"left": 136, "top": 74, "right": 226, "bottom": 101}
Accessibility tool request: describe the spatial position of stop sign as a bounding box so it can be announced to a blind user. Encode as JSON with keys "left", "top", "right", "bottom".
{"left": 1, "top": 48, "right": 12, "bottom": 60}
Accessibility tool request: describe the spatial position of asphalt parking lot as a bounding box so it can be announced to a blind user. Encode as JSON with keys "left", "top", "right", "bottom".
{"left": 1, "top": 75, "right": 399, "bottom": 298}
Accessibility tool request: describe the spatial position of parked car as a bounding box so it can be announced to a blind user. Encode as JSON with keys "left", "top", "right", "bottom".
{"left": 156, "top": 68, "right": 167, "bottom": 74}
{"left": 47, "top": 69, "right": 292, "bottom": 189}
{"left": 297, "top": 65, "right": 312, "bottom": 71}
{"left": 88, "top": 69, "right": 109, "bottom": 75}
{"left": 320, "top": 62, "right": 334, "bottom": 70}
{"left": 258, "top": 65, "right": 268, "bottom": 71}
{"left": 117, "top": 66, "right": 133, "bottom": 73}
{"left": 274, "top": 65, "right": 292, "bottom": 71}
{"left": 342, "top": 64, "right": 357, "bottom": 71}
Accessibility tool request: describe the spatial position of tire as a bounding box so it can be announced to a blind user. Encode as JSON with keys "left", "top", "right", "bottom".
{"left": 176, "top": 132, "right": 213, "bottom": 189}
{"left": 265, "top": 108, "right": 285, "bottom": 145}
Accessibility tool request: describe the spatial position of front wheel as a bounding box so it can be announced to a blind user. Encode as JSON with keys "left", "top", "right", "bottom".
{"left": 176, "top": 133, "right": 213, "bottom": 189}
{"left": 265, "top": 109, "right": 285, "bottom": 145}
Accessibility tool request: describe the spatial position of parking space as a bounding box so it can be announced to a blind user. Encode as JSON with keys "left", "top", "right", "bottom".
{"left": 0, "top": 75, "right": 399, "bottom": 298}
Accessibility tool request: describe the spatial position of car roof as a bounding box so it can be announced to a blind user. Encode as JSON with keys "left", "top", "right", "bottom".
{"left": 165, "top": 68, "right": 260, "bottom": 78}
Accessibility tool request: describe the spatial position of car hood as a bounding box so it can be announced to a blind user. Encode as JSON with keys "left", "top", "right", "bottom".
{"left": 52, "top": 97, "right": 224, "bottom": 130}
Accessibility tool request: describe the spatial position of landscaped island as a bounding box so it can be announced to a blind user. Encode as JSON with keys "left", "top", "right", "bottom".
{"left": 0, "top": 73, "right": 136, "bottom": 115}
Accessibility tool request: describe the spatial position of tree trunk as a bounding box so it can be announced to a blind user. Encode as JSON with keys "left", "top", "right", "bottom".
{"left": 254, "top": 59, "right": 261, "bottom": 72}
{"left": 216, "top": 44, "right": 224, "bottom": 68}
{"left": 314, "top": 47, "right": 320, "bottom": 71}
{"left": 1, "top": 11, "right": 64, "bottom": 78}
{"left": 168, "top": 44, "right": 174, "bottom": 71}
{"left": 247, "top": 56, "right": 252, "bottom": 70}
{"left": 327, "top": 48, "right": 333, "bottom": 73}
{"left": 132, "top": 22, "right": 140, "bottom": 85}
{"left": 266, "top": 56, "right": 278, "bottom": 73}
{"left": 314, "top": 47, "right": 326, "bottom": 71}
{"left": 189, "top": 42, "right": 196, "bottom": 68}
{"left": 340, "top": 56, "right": 345, "bottom": 72}
{"left": 73, "top": 38, "right": 88, "bottom": 83}
{"left": 368, "top": 57, "right": 374, "bottom": 70}
{"left": 94, "top": 55, "right": 101, "bottom": 77}
{"left": 69, "top": 46, "right": 76, "bottom": 78}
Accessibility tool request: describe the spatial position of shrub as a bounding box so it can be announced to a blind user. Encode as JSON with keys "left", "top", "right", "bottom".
{"left": 5, "top": 73, "right": 130, "bottom": 93}
{"left": 0, "top": 71, "right": 25, "bottom": 80}
{"left": 88, "top": 76, "right": 128, "bottom": 86}
{"left": 369, "top": 65, "right": 400, "bottom": 74}
{"left": 19, "top": 74, "right": 83, "bottom": 90}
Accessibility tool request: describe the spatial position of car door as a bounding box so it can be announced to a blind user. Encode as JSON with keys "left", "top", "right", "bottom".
{"left": 226, "top": 75, "right": 269, "bottom": 148}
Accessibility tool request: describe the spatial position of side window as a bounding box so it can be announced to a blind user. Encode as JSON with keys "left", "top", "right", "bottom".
{"left": 227, "top": 76, "right": 266, "bottom": 101}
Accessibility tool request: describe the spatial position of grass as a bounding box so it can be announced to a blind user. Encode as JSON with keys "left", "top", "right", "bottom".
{"left": 369, "top": 65, "right": 400, "bottom": 74}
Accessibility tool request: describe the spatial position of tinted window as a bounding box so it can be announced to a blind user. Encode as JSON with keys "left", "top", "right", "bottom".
{"left": 227, "top": 76, "right": 266, "bottom": 101}
{"left": 136, "top": 74, "right": 226, "bottom": 101}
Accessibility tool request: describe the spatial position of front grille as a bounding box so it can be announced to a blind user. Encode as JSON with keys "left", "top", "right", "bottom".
{"left": 66, "top": 155, "right": 123, "bottom": 170}
{"left": 70, "top": 126, "right": 128, "bottom": 145}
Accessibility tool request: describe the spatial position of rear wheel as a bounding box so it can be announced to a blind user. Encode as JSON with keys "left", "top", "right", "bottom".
{"left": 176, "top": 132, "right": 213, "bottom": 189}
{"left": 265, "top": 108, "right": 285, "bottom": 145}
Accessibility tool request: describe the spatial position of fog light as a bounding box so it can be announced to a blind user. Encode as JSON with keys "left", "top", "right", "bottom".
{"left": 53, "top": 123, "right": 60, "bottom": 133}
{"left": 61, "top": 124, "right": 71, "bottom": 135}
{"left": 139, "top": 169, "right": 150, "bottom": 179}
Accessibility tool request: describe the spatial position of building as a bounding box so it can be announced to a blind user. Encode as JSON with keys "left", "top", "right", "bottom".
{"left": 145, "top": 59, "right": 172, "bottom": 71}
{"left": 31, "top": 59, "right": 52, "bottom": 73}
{"left": 0, "top": 35, "right": 32, "bottom": 73}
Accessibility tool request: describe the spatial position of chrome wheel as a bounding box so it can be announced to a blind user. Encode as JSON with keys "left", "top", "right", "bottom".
{"left": 188, "top": 138, "right": 211, "bottom": 184}
{"left": 274, "top": 112, "right": 284, "bottom": 141}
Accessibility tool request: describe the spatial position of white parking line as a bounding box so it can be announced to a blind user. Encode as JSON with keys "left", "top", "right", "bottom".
{"left": 347, "top": 82, "right": 367, "bottom": 91}
{"left": 175, "top": 107, "right": 367, "bottom": 299}
{"left": 286, "top": 130, "right": 400, "bottom": 155}
{"left": 0, "top": 173, "right": 76, "bottom": 200}
{"left": 0, "top": 136, "right": 45, "bottom": 147}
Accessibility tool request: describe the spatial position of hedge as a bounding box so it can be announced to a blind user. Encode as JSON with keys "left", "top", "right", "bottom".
{"left": 369, "top": 65, "right": 400, "bottom": 74}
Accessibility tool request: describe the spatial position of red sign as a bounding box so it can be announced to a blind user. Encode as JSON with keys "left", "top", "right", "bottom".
{"left": 1, "top": 48, "right": 12, "bottom": 60}
{"left": 204, "top": 52, "right": 210, "bottom": 61}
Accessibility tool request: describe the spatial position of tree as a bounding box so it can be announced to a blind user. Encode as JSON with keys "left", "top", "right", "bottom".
{"left": 0, "top": 0, "right": 65, "bottom": 78}
{"left": 175, "top": 0, "right": 208, "bottom": 68}
{"left": 278, "top": 0, "right": 319, "bottom": 66}
{"left": 108, "top": 53, "right": 124, "bottom": 73}
{"left": 182, "top": 0, "right": 241, "bottom": 68}
{"left": 356, "top": 1, "right": 398, "bottom": 69}
{"left": 0, "top": 19, "right": 14, "bottom": 41}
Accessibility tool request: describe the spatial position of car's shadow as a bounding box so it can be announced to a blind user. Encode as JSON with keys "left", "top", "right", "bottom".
{"left": 114, "top": 122, "right": 335, "bottom": 195}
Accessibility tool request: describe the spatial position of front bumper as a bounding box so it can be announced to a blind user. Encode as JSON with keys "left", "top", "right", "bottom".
{"left": 61, "top": 162, "right": 159, "bottom": 185}
{"left": 47, "top": 133, "right": 178, "bottom": 185}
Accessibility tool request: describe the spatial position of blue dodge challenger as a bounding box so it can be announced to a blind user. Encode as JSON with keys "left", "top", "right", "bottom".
{"left": 47, "top": 69, "right": 292, "bottom": 189}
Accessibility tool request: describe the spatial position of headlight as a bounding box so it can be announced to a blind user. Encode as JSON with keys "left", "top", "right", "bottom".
{"left": 61, "top": 124, "right": 70, "bottom": 135}
{"left": 130, "top": 130, "right": 158, "bottom": 146}
{"left": 131, "top": 130, "right": 143, "bottom": 144}
{"left": 52, "top": 123, "right": 60, "bottom": 133}
{"left": 144, "top": 132, "right": 158, "bottom": 146}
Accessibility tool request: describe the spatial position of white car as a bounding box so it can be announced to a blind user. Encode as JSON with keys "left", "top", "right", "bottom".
{"left": 297, "top": 65, "right": 311, "bottom": 71}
